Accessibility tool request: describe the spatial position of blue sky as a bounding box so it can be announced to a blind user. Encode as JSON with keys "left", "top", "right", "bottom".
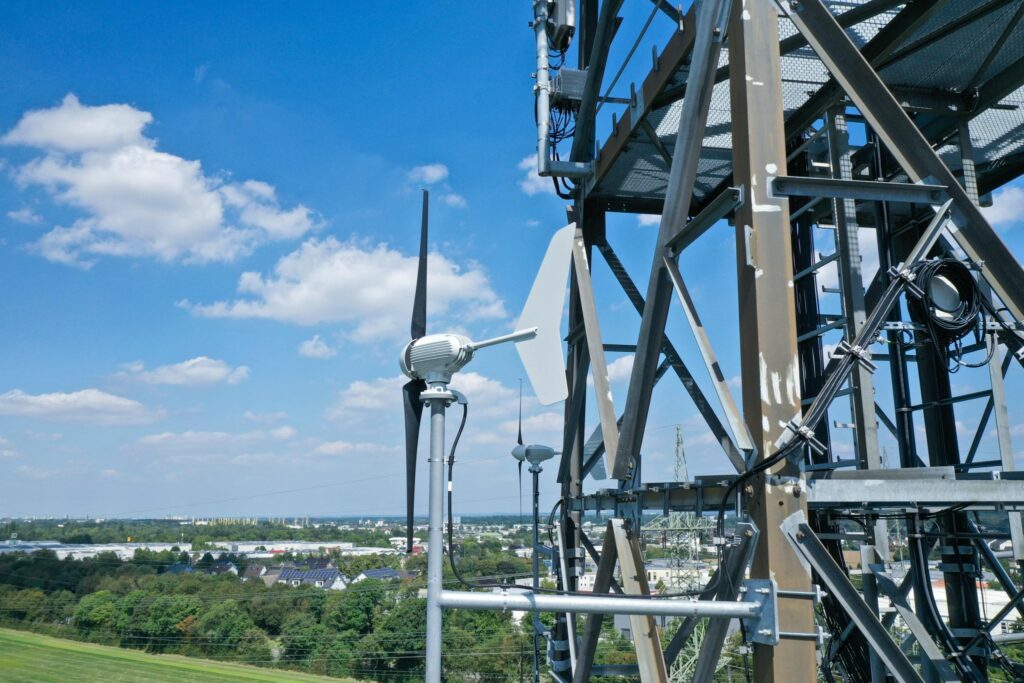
{"left": 2, "top": 3, "right": 1024, "bottom": 519}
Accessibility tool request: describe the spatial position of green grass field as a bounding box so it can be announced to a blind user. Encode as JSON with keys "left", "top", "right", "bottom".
{"left": 0, "top": 628, "right": 362, "bottom": 683}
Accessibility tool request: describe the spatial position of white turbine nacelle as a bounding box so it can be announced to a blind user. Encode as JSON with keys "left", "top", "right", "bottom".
{"left": 512, "top": 443, "right": 557, "bottom": 466}
{"left": 401, "top": 334, "right": 474, "bottom": 386}
{"left": 401, "top": 329, "right": 539, "bottom": 387}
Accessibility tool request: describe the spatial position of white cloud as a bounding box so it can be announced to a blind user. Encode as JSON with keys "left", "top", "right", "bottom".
{"left": 244, "top": 410, "right": 287, "bottom": 423}
{"left": 0, "top": 436, "right": 19, "bottom": 460}
{"left": 132, "top": 426, "right": 295, "bottom": 452}
{"left": 3, "top": 94, "right": 318, "bottom": 266}
{"left": 497, "top": 411, "right": 564, "bottom": 437}
{"left": 99, "top": 468, "right": 121, "bottom": 478}
{"left": 982, "top": 185, "right": 1024, "bottom": 229}
{"left": 3, "top": 95, "right": 153, "bottom": 152}
{"left": 7, "top": 207, "right": 42, "bottom": 224}
{"left": 407, "top": 163, "right": 449, "bottom": 185}
{"left": 587, "top": 354, "right": 634, "bottom": 386}
{"left": 328, "top": 375, "right": 405, "bottom": 420}
{"left": 314, "top": 440, "right": 397, "bottom": 456}
{"left": 518, "top": 155, "right": 555, "bottom": 196}
{"left": 184, "top": 236, "right": 506, "bottom": 341}
{"left": 117, "top": 356, "right": 249, "bottom": 386}
{"left": 16, "top": 465, "right": 57, "bottom": 480}
{"left": 441, "top": 193, "right": 468, "bottom": 208}
{"left": 270, "top": 425, "right": 297, "bottom": 440}
{"left": 0, "top": 388, "right": 159, "bottom": 425}
{"left": 637, "top": 214, "right": 661, "bottom": 226}
{"left": 329, "top": 371, "right": 518, "bottom": 422}
{"left": 606, "top": 354, "right": 635, "bottom": 382}
{"left": 298, "top": 334, "right": 336, "bottom": 359}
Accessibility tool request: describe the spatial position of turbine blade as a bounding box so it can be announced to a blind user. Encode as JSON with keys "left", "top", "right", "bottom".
{"left": 515, "top": 223, "right": 574, "bottom": 405}
{"left": 517, "top": 379, "right": 524, "bottom": 446}
{"left": 411, "top": 190, "right": 429, "bottom": 340}
{"left": 403, "top": 379, "right": 426, "bottom": 554}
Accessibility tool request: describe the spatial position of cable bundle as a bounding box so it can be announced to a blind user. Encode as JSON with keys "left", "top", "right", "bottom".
{"left": 907, "top": 258, "right": 984, "bottom": 370}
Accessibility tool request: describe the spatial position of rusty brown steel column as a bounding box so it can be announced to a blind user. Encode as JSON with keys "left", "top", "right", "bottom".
{"left": 728, "top": 1, "right": 816, "bottom": 681}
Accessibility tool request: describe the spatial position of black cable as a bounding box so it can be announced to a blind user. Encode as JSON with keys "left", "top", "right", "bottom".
{"left": 445, "top": 403, "right": 512, "bottom": 591}
{"left": 906, "top": 258, "right": 985, "bottom": 372}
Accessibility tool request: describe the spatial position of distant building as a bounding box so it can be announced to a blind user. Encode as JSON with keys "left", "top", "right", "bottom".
{"left": 207, "top": 561, "right": 238, "bottom": 576}
{"left": 164, "top": 563, "right": 194, "bottom": 575}
{"left": 304, "top": 557, "right": 335, "bottom": 570}
{"left": 241, "top": 564, "right": 266, "bottom": 582}
{"left": 261, "top": 566, "right": 284, "bottom": 587}
{"left": 353, "top": 567, "right": 403, "bottom": 583}
{"left": 277, "top": 568, "right": 349, "bottom": 590}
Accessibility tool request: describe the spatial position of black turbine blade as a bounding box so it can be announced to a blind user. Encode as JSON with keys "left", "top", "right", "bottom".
{"left": 403, "top": 379, "right": 426, "bottom": 554}
{"left": 517, "top": 379, "right": 524, "bottom": 446}
{"left": 410, "top": 190, "right": 429, "bottom": 340}
{"left": 517, "top": 379, "right": 523, "bottom": 524}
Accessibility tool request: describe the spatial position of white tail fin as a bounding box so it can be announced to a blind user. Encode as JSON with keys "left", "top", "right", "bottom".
{"left": 515, "top": 223, "right": 575, "bottom": 405}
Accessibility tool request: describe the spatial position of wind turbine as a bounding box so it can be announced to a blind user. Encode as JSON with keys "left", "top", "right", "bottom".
{"left": 399, "top": 193, "right": 575, "bottom": 683}
{"left": 510, "top": 393, "right": 556, "bottom": 683}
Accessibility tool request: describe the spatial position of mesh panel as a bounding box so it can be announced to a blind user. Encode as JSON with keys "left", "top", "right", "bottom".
{"left": 593, "top": 1, "right": 1024, "bottom": 204}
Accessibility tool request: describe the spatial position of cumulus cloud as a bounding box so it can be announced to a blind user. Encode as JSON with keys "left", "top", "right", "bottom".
{"left": 270, "top": 425, "right": 297, "bottom": 440}
{"left": 117, "top": 356, "right": 249, "bottom": 386}
{"left": 606, "top": 354, "right": 635, "bottom": 382}
{"left": 314, "top": 440, "right": 397, "bottom": 456}
{"left": 7, "top": 207, "right": 42, "bottom": 224}
{"left": 0, "top": 388, "right": 159, "bottom": 424}
{"left": 518, "top": 155, "right": 556, "bottom": 196}
{"left": 183, "top": 236, "right": 506, "bottom": 341}
{"left": 16, "top": 465, "right": 58, "bottom": 480}
{"left": 982, "top": 185, "right": 1024, "bottom": 229}
{"left": 132, "top": 426, "right": 297, "bottom": 452}
{"left": 328, "top": 371, "right": 520, "bottom": 425}
{"left": 2, "top": 94, "right": 318, "bottom": 266}
{"left": 298, "top": 334, "right": 336, "bottom": 359}
{"left": 244, "top": 410, "right": 288, "bottom": 423}
{"left": 407, "top": 163, "right": 449, "bottom": 185}
{"left": 0, "top": 436, "right": 19, "bottom": 459}
{"left": 441, "top": 193, "right": 467, "bottom": 208}
{"left": 637, "top": 214, "right": 661, "bottom": 226}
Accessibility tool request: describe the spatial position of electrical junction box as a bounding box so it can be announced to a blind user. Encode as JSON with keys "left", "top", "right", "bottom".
{"left": 551, "top": 68, "right": 587, "bottom": 110}
{"left": 547, "top": 0, "right": 576, "bottom": 51}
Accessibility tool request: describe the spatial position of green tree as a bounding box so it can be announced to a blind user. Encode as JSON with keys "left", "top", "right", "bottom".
{"left": 323, "top": 578, "right": 389, "bottom": 634}
{"left": 73, "top": 590, "right": 119, "bottom": 634}
{"left": 280, "top": 613, "right": 327, "bottom": 667}
{"left": 195, "top": 600, "right": 258, "bottom": 657}
{"left": 141, "top": 594, "right": 201, "bottom": 650}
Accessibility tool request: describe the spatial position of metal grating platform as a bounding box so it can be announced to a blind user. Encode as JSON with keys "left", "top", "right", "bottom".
{"left": 587, "top": 0, "right": 1024, "bottom": 212}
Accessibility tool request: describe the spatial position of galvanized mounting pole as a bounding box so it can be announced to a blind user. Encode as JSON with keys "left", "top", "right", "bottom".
{"left": 728, "top": 1, "right": 816, "bottom": 681}
{"left": 531, "top": 462, "right": 542, "bottom": 683}
{"left": 424, "top": 391, "right": 451, "bottom": 683}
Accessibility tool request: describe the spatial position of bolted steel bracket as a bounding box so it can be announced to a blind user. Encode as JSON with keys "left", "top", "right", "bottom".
{"left": 781, "top": 420, "right": 828, "bottom": 458}
{"left": 740, "top": 578, "right": 779, "bottom": 646}
{"left": 888, "top": 264, "right": 925, "bottom": 299}
{"left": 835, "top": 340, "right": 878, "bottom": 373}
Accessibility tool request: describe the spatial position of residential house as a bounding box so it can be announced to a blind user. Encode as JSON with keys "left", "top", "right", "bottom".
{"left": 241, "top": 564, "right": 267, "bottom": 582}
{"left": 208, "top": 561, "right": 238, "bottom": 576}
{"left": 261, "top": 566, "right": 284, "bottom": 587}
{"left": 353, "top": 567, "right": 403, "bottom": 583}
{"left": 277, "top": 568, "right": 349, "bottom": 590}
